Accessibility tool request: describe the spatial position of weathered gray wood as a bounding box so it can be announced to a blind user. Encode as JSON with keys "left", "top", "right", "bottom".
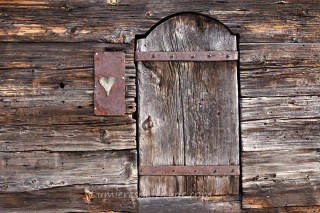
{"left": 240, "top": 43, "right": 320, "bottom": 97}
{"left": 138, "top": 13, "right": 239, "bottom": 196}
{"left": 0, "top": 184, "right": 137, "bottom": 212}
{"left": 0, "top": 122, "right": 135, "bottom": 152}
{"left": 242, "top": 149, "right": 320, "bottom": 208}
{"left": 0, "top": 150, "right": 137, "bottom": 192}
{"left": 138, "top": 197, "right": 241, "bottom": 213}
{"left": 241, "top": 96, "right": 320, "bottom": 121}
{"left": 242, "top": 118, "right": 320, "bottom": 152}
{"left": 0, "top": 0, "right": 319, "bottom": 43}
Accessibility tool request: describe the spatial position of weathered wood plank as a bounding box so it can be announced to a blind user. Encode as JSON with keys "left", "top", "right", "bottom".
{"left": 0, "top": 122, "right": 135, "bottom": 152}
{"left": 242, "top": 149, "right": 320, "bottom": 208}
{"left": 138, "top": 197, "right": 241, "bottom": 213}
{"left": 0, "top": 184, "right": 137, "bottom": 212}
{"left": 241, "top": 96, "right": 320, "bottom": 121}
{"left": 241, "top": 118, "right": 320, "bottom": 151}
{"left": 243, "top": 206, "right": 320, "bottom": 213}
{"left": 0, "top": 0, "right": 319, "bottom": 43}
{"left": 0, "top": 150, "right": 137, "bottom": 192}
{"left": 240, "top": 43, "right": 320, "bottom": 97}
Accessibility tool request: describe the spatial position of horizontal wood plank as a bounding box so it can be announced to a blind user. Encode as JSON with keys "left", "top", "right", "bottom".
{"left": 138, "top": 197, "right": 241, "bottom": 213}
{"left": 242, "top": 149, "right": 320, "bottom": 208}
{"left": 243, "top": 206, "right": 320, "bottom": 213}
{"left": 241, "top": 96, "right": 320, "bottom": 121}
{"left": 0, "top": 122, "right": 135, "bottom": 152}
{"left": 241, "top": 118, "right": 320, "bottom": 151}
{"left": 240, "top": 43, "right": 320, "bottom": 97}
{"left": 0, "top": 150, "right": 137, "bottom": 192}
{"left": 0, "top": 184, "right": 137, "bottom": 212}
{"left": 0, "top": 0, "right": 319, "bottom": 43}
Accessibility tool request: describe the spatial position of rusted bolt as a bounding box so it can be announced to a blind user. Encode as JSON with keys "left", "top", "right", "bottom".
{"left": 152, "top": 54, "right": 155, "bottom": 58}
{"left": 231, "top": 169, "right": 235, "bottom": 173}
{"left": 226, "top": 54, "right": 230, "bottom": 58}
{"left": 207, "top": 54, "right": 211, "bottom": 58}
{"left": 170, "top": 54, "right": 174, "bottom": 59}
{"left": 214, "top": 169, "right": 217, "bottom": 173}
{"left": 191, "top": 55, "right": 195, "bottom": 59}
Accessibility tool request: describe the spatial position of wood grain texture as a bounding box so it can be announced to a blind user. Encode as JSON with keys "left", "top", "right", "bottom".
{"left": 242, "top": 149, "right": 320, "bottom": 208}
{"left": 240, "top": 43, "right": 320, "bottom": 97}
{"left": 0, "top": 0, "right": 319, "bottom": 43}
{"left": 0, "top": 0, "right": 319, "bottom": 211}
{"left": 137, "top": 13, "right": 239, "bottom": 196}
{"left": 0, "top": 42, "right": 136, "bottom": 117}
{"left": 241, "top": 96, "right": 320, "bottom": 121}
{"left": 0, "top": 122, "right": 135, "bottom": 152}
{"left": 0, "top": 150, "right": 137, "bottom": 192}
{"left": 0, "top": 184, "right": 138, "bottom": 212}
{"left": 138, "top": 197, "right": 241, "bottom": 213}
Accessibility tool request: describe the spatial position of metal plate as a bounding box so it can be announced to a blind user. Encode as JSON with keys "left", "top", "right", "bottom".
{"left": 94, "top": 52, "right": 126, "bottom": 115}
{"left": 135, "top": 51, "right": 238, "bottom": 61}
{"left": 139, "top": 165, "right": 240, "bottom": 176}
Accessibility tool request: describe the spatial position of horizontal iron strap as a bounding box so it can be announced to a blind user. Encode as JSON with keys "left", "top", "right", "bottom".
{"left": 139, "top": 165, "right": 240, "bottom": 176}
{"left": 135, "top": 51, "right": 238, "bottom": 62}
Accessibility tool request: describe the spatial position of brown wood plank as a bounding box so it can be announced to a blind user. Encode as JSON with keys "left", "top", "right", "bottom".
{"left": 0, "top": 0, "right": 319, "bottom": 43}
{"left": 240, "top": 43, "right": 320, "bottom": 97}
{"left": 0, "top": 122, "right": 135, "bottom": 152}
{"left": 0, "top": 184, "right": 137, "bottom": 212}
{"left": 242, "top": 118, "right": 320, "bottom": 152}
{"left": 138, "top": 13, "right": 239, "bottom": 197}
{"left": 138, "top": 197, "right": 241, "bottom": 213}
{"left": 243, "top": 206, "right": 320, "bottom": 213}
{"left": 242, "top": 149, "right": 320, "bottom": 208}
{"left": 0, "top": 150, "right": 137, "bottom": 192}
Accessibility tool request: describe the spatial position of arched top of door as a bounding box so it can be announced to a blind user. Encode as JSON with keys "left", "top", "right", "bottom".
{"left": 137, "top": 12, "right": 237, "bottom": 52}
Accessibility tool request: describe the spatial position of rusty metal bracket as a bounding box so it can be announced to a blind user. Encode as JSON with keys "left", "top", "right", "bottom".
{"left": 94, "top": 52, "right": 126, "bottom": 115}
{"left": 139, "top": 165, "right": 240, "bottom": 176}
{"left": 135, "top": 51, "right": 238, "bottom": 62}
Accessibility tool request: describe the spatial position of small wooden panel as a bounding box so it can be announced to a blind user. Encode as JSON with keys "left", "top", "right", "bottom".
{"left": 94, "top": 52, "right": 126, "bottom": 115}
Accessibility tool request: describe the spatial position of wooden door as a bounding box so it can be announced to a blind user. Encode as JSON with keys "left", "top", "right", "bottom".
{"left": 136, "top": 13, "right": 239, "bottom": 197}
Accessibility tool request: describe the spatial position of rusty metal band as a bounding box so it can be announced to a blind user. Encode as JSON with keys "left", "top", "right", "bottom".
{"left": 135, "top": 51, "right": 238, "bottom": 62}
{"left": 139, "top": 165, "right": 240, "bottom": 176}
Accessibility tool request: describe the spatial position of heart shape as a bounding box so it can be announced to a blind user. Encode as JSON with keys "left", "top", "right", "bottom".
{"left": 99, "top": 76, "right": 116, "bottom": 96}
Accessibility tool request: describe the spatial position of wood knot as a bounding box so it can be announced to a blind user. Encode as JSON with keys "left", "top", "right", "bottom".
{"left": 84, "top": 189, "right": 93, "bottom": 204}
{"left": 145, "top": 11, "right": 153, "bottom": 18}
{"left": 142, "top": 115, "right": 154, "bottom": 130}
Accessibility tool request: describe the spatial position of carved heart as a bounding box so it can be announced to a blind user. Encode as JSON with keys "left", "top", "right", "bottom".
{"left": 99, "top": 76, "right": 116, "bottom": 96}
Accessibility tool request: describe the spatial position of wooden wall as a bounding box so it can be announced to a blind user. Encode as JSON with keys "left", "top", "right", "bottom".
{"left": 0, "top": 0, "right": 319, "bottom": 212}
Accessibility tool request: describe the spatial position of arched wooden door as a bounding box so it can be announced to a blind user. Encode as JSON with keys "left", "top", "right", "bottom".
{"left": 136, "top": 13, "right": 239, "bottom": 197}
